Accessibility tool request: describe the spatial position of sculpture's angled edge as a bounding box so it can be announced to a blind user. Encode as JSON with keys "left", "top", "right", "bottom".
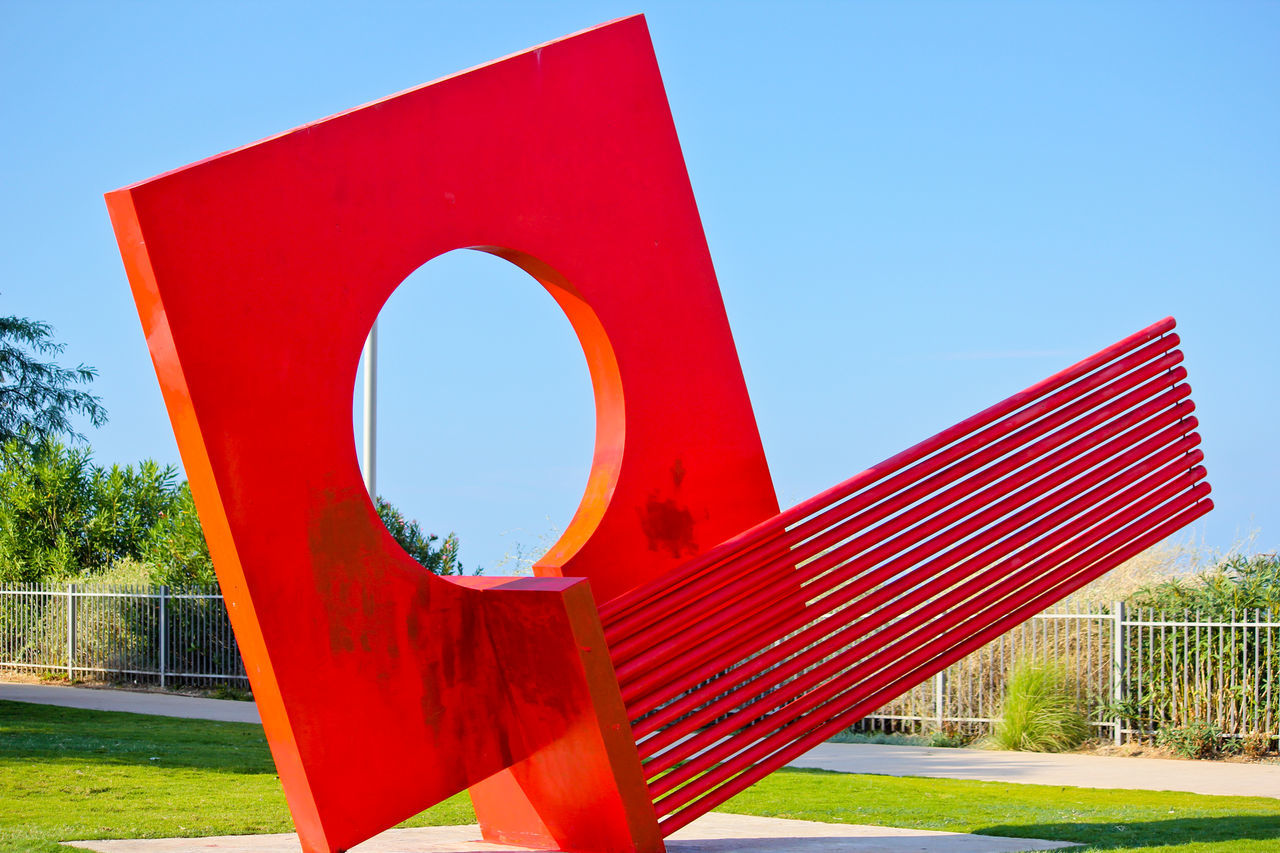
{"left": 106, "top": 14, "right": 1212, "bottom": 853}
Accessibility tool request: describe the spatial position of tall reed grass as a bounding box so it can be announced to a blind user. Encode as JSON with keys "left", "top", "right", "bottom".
{"left": 989, "top": 659, "right": 1090, "bottom": 752}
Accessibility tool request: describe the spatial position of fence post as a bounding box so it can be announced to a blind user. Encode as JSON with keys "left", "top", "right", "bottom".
{"left": 1112, "top": 600, "right": 1126, "bottom": 745}
{"left": 158, "top": 585, "right": 168, "bottom": 689}
{"left": 66, "top": 583, "right": 76, "bottom": 681}
{"left": 934, "top": 670, "right": 945, "bottom": 732}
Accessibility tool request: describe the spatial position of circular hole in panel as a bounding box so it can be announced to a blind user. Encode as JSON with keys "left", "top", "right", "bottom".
{"left": 352, "top": 249, "right": 595, "bottom": 574}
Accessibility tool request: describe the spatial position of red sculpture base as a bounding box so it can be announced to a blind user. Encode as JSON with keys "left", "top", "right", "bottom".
{"left": 453, "top": 577, "right": 662, "bottom": 852}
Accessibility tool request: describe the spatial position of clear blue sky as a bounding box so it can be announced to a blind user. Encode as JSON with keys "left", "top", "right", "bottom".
{"left": 2, "top": 2, "right": 1276, "bottom": 571}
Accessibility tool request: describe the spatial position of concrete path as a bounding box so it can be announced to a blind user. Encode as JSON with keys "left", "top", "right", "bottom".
{"left": 789, "top": 742, "right": 1280, "bottom": 800}
{"left": 0, "top": 682, "right": 260, "bottom": 724}
{"left": 65, "top": 813, "right": 1076, "bottom": 853}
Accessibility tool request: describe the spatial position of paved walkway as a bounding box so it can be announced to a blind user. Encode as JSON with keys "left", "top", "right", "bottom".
{"left": 0, "top": 682, "right": 260, "bottom": 724}
{"left": 65, "top": 813, "right": 1075, "bottom": 853}
{"left": 6, "top": 682, "right": 1278, "bottom": 799}
{"left": 790, "top": 742, "right": 1280, "bottom": 800}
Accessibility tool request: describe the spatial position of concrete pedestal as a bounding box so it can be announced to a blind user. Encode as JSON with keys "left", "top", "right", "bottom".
{"left": 64, "top": 813, "right": 1077, "bottom": 853}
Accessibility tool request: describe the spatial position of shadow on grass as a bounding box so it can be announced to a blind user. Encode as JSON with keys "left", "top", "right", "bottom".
{"left": 667, "top": 838, "right": 1064, "bottom": 852}
{"left": 979, "top": 815, "right": 1280, "bottom": 849}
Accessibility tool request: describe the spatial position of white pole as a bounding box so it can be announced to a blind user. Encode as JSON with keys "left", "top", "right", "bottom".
{"left": 362, "top": 321, "right": 378, "bottom": 499}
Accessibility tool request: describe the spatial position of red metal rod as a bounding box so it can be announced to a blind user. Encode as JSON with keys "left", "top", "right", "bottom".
{"left": 650, "top": 483, "right": 1209, "bottom": 810}
{"left": 610, "top": 351, "right": 1187, "bottom": 656}
{"left": 610, "top": 346, "right": 1186, "bottom": 671}
{"left": 782, "top": 377, "right": 1190, "bottom": 598}
{"left": 602, "top": 319, "right": 1178, "bottom": 629}
{"left": 647, "top": 459, "right": 1209, "bottom": 774}
{"left": 624, "top": 403, "right": 1199, "bottom": 718}
{"left": 618, "top": 383, "right": 1191, "bottom": 698}
{"left": 626, "top": 405, "right": 1200, "bottom": 722}
{"left": 613, "top": 366, "right": 1188, "bottom": 677}
{"left": 635, "top": 434, "right": 1203, "bottom": 751}
{"left": 687, "top": 491, "right": 1215, "bottom": 808}
{"left": 655, "top": 498, "right": 1212, "bottom": 833}
{"left": 640, "top": 453, "right": 1203, "bottom": 772}
{"left": 630, "top": 412, "right": 1200, "bottom": 733}
{"left": 645, "top": 468, "right": 1207, "bottom": 789}
{"left": 645, "top": 467, "right": 1206, "bottom": 788}
{"left": 605, "top": 333, "right": 1181, "bottom": 645}
{"left": 601, "top": 322, "right": 1177, "bottom": 628}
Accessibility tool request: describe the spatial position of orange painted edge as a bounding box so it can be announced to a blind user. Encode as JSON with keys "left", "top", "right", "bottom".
{"left": 103, "top": 187, "right": 327, "bottom": 850}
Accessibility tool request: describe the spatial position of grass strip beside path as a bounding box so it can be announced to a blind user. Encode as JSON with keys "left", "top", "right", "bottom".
{"left": 2, "top": 700, "right": 1278, "bottom": 853}
{"left": 721, "top": 767, "right": 1280, "bottom": 852}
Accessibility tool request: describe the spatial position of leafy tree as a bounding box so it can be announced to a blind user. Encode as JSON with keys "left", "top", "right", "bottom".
{"left": 0, "top": 439, "right": 463, "bottom": 583}
{"left": 375, "top": 496, "right": 463, "bottom": 575}
{"left": 0, "top": 314, "right": 107, "bottom": 451}
{"left": 0, "top": 438, "right": 93, "bottom": 580}
{"left": 0, "top": 431, "right": 463, "bottom": 583}
{"left": 0, "top": 439, "right": 186, "bottom": 582}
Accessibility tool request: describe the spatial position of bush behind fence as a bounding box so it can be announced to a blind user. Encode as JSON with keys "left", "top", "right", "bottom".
{"left": 0, "top": 582, "right": 245, "bottom": 688}
{"left": 2, "top": 584, "right": 1275, "bottom": 746}
{"left": 860, "top": 601, "right": 1280, "bottom": 746}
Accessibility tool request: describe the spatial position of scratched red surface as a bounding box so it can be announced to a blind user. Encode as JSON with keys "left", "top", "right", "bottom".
{"left": 108, "top": 15, "right": 776, "bottom": 853}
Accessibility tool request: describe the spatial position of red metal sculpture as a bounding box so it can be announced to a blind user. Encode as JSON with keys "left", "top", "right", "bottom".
{"left": 106, "top": 14, "right": 1211, "bottom": 853}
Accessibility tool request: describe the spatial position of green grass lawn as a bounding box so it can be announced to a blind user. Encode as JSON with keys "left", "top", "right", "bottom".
{"left": 2, "top": 699, "right": 1278, "bottom": 853}
{"left": 724, "top": 770, "right": 1280, "bottom": 852}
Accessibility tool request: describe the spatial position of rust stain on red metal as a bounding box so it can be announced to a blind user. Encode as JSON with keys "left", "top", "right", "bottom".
{"left": 107, "top": 14, "right": 1212, "bottom": 853}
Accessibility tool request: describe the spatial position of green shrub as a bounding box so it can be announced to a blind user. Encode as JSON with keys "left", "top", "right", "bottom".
{"left": 1125, "top": 553, "right": 1280, "bottom": 737}
{"left": 829, "top": 724, "right": 975, "bottom": 748}
{"left": 990, "top": 660, "right": 1090, "bottom": 752}
{"left": 144, "top": 483, "right": 215, "bottom": 587}
{"left": 1241, "top": 730, "right": 1273, "bottom": 759}
{"left": 0, "top": 439, "right": 95, "bottom": 580}
{"left": 0, "top": 439, "right": 189, "bottom": 582}
{"left": 0, "top": 437, "right": 464, "bottom": 584}
{"left": 86, "top": 459, "right": 180, "bottom": 568}
{"left": 1131, "top": 553, "right": 1280, "bottom": 614}
{"left": 1156, "top": 722, "right": 1238, "bottom": 760}
{"left": 928, "top": 726, "right": 975, "bottom": 748}
{"left": 828, "top": 729, "right": 931, "bottom": 746}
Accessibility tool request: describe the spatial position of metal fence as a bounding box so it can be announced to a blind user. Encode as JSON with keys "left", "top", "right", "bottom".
{"left": 2, "top": 584, "right": 1276, "bottom": 746}
{"left": 858, "top": 601, "right": 1280, "bottom": 746}
{"left": 0, "top": 583, "right": 246, "bottom": 688}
